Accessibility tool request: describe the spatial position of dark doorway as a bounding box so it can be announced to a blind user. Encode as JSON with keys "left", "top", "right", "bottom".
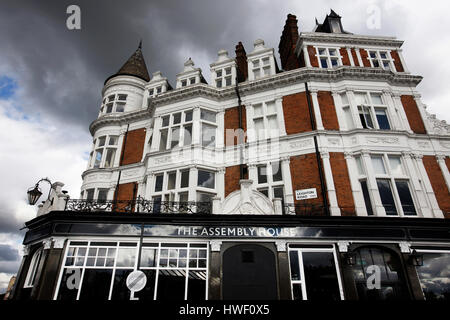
{"left": 222, "top": 244, "right": 278, "bottom": 300}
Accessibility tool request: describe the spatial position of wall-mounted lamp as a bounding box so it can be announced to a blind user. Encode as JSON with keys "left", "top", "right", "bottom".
{"left": 27, "top": 178, "right": 53, "bottom": 205}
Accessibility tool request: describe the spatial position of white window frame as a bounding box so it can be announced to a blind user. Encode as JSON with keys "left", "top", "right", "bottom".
{"left": 355, "top": 92, "right": 392, "bottom": 130}
{"left": 287, "top": 245, "right": 344, "bottom": 300}
{"left": 367, "top": 50, "right": 394, "bottom": 71}
{"left": 200, "top": 108, "right": 218, "bottom": 148}
{"left": 90, "top": 135, "right": 119, "bottom": 168}
{"left": 101, "top": 94, "right": 127, "bottom": 114}
{"left": 152, "top": 169, "right": 191, "bottom": 203}
{"left": 316, "top": 47, "right": 342, "bottom": 69}
{"left": 255, "top": 161, "right": 284, "bottom": 201}
{"left": 82, "top": 187, "right": 111, "bottom": 201}
{"left": 24, "top": 247, "right": 44, "bottom": 288}
{"left": 251, "top": 101, "right": 280, "bottom": 141}
{"left": 53, "top": 240, "right": 209, "bottom": 301}
{"left": 214, "top": 66, "right": 233, "bottom": 88}
{"left": 370, "top": 153, "right": 418, "bottom": 217}
{"left": 159, "top": 110, "right": 194, "bottom": 151}
{"left": 251, "top": 56, "right": 272, "bottom": 79}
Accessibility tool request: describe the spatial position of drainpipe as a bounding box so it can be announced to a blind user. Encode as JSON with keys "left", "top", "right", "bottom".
{"left": 113, "top": 123, "right": 130, "bottom": 203}
{"left": 235, "top": 77, "right": 245, "bottom": 180}
{"left": 305, "top": 83, "right": 329, "bottom": 215}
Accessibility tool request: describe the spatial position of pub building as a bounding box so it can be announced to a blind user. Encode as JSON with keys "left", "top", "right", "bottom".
{"left": 10, "top": 11, "right": 450, "bottom": 301}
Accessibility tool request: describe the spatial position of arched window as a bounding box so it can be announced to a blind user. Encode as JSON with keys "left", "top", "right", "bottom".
{"left": 24, "top": 247, "right": 43, "bottom": 288}
{"left": 351, "top": 246, "right": 409, "bottom": 300}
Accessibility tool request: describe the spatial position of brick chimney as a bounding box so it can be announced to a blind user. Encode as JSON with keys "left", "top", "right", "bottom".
{"left": 278, "top": 14, "right": 301, "bottom": 71}
{"left": 235, "top": 42, "right": 248, "bottom": 83}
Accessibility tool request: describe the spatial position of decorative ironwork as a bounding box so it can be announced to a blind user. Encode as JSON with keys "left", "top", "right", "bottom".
{"left": 64, "top": 198, "right": 212, "bottom": 215}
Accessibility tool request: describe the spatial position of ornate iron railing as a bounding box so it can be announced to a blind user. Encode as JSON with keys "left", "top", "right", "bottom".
{"left": 64, "top": 198, "right": 212, "bottom": 215}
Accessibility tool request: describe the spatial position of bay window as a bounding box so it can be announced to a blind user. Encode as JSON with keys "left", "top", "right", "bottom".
{"left": 200, "top": 109, "right": 217, "bottom": 148}
{"left": 91, "top": 135, "right": 119, "bottom": 168}
{"left": 159, "top": 110, "right": 193, "bottom": 151}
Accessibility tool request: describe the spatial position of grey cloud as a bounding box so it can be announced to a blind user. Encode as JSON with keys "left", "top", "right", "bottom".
{"left": 0, "top": 244, "right": 19, "bottom": 262}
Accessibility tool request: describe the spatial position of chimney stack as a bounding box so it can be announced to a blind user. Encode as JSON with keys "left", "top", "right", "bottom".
{"left": 235, "top": 42, "right": 248, "bottom": 83}
{"left": 278, "top": 14, "right": 301, "bottom": 71}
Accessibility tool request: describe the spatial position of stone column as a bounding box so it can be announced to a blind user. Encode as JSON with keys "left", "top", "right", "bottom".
{"left": 354, "top": 46, "right": 364, "bottom": 67}
{"left": 150, "top": 116, "right": 162, "bottom": 152}
{"left": 310, "top": 89, "right": 324, "bottom": 131}
{"left": 144, "top": 173, "right": 154, "bottom": 200}
{"left": 281, "top": 157, "right": 294, "bottom": 206}
{"left": 413, "top": 153, "right": 444, "bottom": 218}
{"left": 346, "top": 46, "right": 355, "bottom": 66}
{"left": 361, "top": 150, "right": 386, "bottom": 216}
{"left": 216, "top": 111, "right": 225, "bottom": 148}
{"left": 275, "top": 97, "right": 287, "bottom": 136}
{"left": 248, "top": 164, "right": 258, "bottom": 188}
{"left": 192, "top": 107, "right": 201, "bottom": 145}
{"left": 346, "top": 89, "right": 363, "bottom": 129}
{"left": 320, "top": 150, "right": 340, "bottom": 216}
{"left": 344, "top": 152, "right": 367, "bottom": 216}
{"left": 303, "top": 46, "right": 311, "bottom": 67}
{"left": 275, "top": 241, "right": 292, "bottom": 300}
{"left": 331, "top": 91, "right": 346, "bottom": 131}
{"left": 217, "top": 167, "right": 226, "bottom": 200}
{"left": 392, "top": 93, "right": 413, "bottom": 133}
{"left": 402, "top": 152, "right": 432, "bottom": 218}
{"left": 188, "top": 165, "right": 198, "bottom": 202}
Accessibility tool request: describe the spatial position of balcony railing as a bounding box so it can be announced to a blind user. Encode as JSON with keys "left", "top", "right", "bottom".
{"left": 64, "top": 198, "right": 354, "bottom": 216}
{"left": 64, "top": 198, "right": 212, "bottom": 215}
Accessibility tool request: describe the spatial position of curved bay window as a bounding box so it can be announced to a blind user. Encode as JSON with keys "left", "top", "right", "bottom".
{"left": 351, "top": 246, "right": 409, "bottom": 300}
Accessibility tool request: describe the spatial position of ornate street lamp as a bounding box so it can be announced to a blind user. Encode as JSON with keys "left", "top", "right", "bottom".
{"left": 27, "top": 178, "right": 53, "bottom": 205}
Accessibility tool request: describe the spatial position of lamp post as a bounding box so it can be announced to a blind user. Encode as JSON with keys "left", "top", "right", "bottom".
{"left": 27, "top": 178, "right": 53, "bottom": 205}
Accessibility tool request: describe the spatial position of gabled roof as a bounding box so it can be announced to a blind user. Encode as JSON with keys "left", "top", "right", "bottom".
{"left": 104, "top": 41, "right": 150, "bottom": 85}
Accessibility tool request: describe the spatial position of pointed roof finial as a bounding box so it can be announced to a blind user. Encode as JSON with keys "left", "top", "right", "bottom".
{"left": 315, "top": 17, "right": 319, "bottom": 25}
{"left": 138, "top": 39, "right": 142, "bottom": 49}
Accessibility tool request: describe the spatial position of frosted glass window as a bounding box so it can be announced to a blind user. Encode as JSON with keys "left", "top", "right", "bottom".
{"left": 355, "top": 93, "right": 368, "bottom": 105}
{"left": 200, "top": 109, "right": 216, "bottom": 123}
{"left": 266, "top": 102, "right": 276, "bottom": 114}
{"left": 254, "top": 118, "right": 264, "bottom": 140}
{"left": 343, "top": 107, "right": 354, "bottom": 129}
{"left": 371, "top": 94, "right": 383, "bottom": 105}
{"left": 201, "top": 123, "right": 216, "bottom": 147}
{"left": 253, "top": 104, "right": 263, "bottom": 117}
{"left": 389, "top": 156, "right": 403, "bottom": 175}
{"left": 371, "top": 156, "right": 386, "bottom": 174}
{"left": 355, "top": 156, "right": 364, "bottom": 175}
{"left": 167, "top": 172, "right": 176, "bottom": 190}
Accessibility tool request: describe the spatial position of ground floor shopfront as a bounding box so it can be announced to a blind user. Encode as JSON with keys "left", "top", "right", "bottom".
{"left": 11, "top": 212, "right": 450, "bottom": 301}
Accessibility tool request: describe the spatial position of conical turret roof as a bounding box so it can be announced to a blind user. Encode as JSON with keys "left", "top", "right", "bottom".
{"left": 104, "top": 41, "right": 150, "bottom": 84}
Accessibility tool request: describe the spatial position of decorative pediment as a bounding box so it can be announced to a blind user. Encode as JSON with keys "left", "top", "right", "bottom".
{"left": 214, "top": 180, "right": 282, "bottom": 215}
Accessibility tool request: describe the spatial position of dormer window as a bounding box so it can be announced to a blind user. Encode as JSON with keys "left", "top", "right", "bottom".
{"left": 317, "top": 48, "right": 341, "bottom": 68}
{"left": 252, "top": 57, "right": 271, "bottom": 79}
{"left": 215, "top": 67, "right": 232, "bottom": 88}
{"left": 181, "top": 80, "right": 187, "bottom": 87}
{"left": 101, "top": 94, "right": 127, "bottom": 114}
{"left": 190, "top": 77, "right": 196, "bottom": 85}
{"left": 149, "top": 86, "right": 163, "bottom": 98}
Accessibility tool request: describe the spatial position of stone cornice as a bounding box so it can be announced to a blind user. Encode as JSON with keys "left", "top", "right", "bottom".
{"left": 89, "top": 109, "right": 152, "bottom": 135}
{"left": 297, "top": 32, "right": 404, "bottom": 48}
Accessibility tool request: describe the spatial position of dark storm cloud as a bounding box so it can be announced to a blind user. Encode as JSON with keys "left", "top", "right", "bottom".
{"left": 0, "top": 244, "right": 19, "bottom": 261}
{"left": 0, "top": 0, "right": 266, "bottom": 132}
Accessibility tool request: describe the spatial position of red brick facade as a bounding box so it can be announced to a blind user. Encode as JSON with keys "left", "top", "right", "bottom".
{"left": 114, "top": 182, "right": 137, "bottom": 211}
{"left": 329, "top": 153, "right": 356, "bottom": 216}
{"left": 225, "top": 165, "right": 248, "bottom": 197}
{"left": 401, "top": 95, "right": 427, "bottom": 134}
{"left": 340, "top": 48, "right": 350, "bottom": 66}
{"left": 422, "top": 156, "right": 450, "bottom": 218}
{"left": 224, "top": 106, "right": 247, "bottom": 146}
{"left": 120, "top": 128, "right": 146, "bottom": 165}
{"left": 307, "top": 46, "right": 318, "bottom": 67}
{"left": 317, "top": 91, "right": 339, "bottom": 130}
{"left": 390, "top": 50, "right": 404, "bottom": 72}
{"left": 282, "top": 92, "right": 314, "bottom": 134}
{"left": 289, "top": 154, "right": 327, "bottom": 214}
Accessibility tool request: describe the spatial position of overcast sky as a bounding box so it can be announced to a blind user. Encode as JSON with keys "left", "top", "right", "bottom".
{"left": 0, "top": 0, "right": 449, "bottom": 293}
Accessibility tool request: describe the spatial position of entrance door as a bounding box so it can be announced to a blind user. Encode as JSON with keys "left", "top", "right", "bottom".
{"left": 222, "top": 244, "right": 278, "bottom": 300}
